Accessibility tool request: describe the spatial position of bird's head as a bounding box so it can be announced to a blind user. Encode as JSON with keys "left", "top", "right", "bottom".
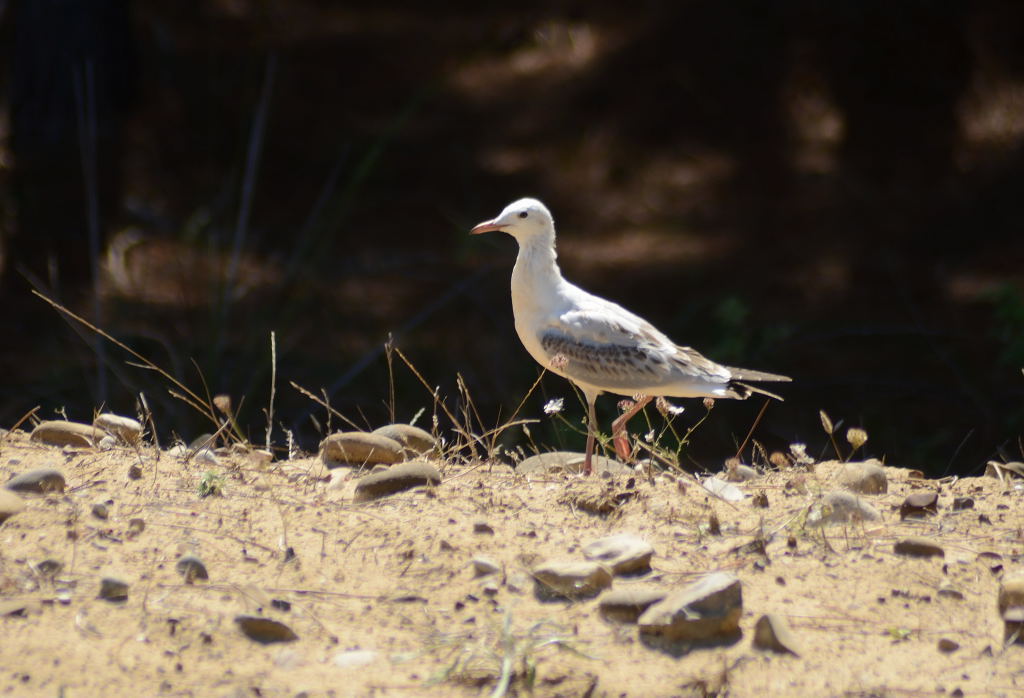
{"left": 470, "top": 198, "right": 554, "bottom": 243}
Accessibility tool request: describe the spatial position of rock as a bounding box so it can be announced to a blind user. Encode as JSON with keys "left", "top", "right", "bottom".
{"left": 176, "top": 555, "right": 209, "bottom": 583}
{"left": 371, "top": 424, "right": 436, "bottom": 456}
{"left": 332, "top": 649, "right": 378, "bottom": 669}
{"left": 127, "top": 518, "right": 145, "bottom": 538}
{"left": 998, "top": 574, "right": 1024, "bottom": 644}
{"left": 91, "top": 501, "right": 110, "bottom": 520}
{"left": 938, "top": 638, "right": 960, "bottom": 653}
{"left": 29, "top": 420, "right": 98, "bottom": 448}
{"left": 753, "top": 614, "right": 801, "bottom": 655}
{"left": 807, "top": 491, "right": 880, "bottom": 526}
{"left": 5, "top": 468, "right": 66, "bottom": 494}
{"left": 900, "top": 491, "right": 938, "bottom": 519}
{"left": 473, "top": 521, "right": 494, "bottom": 535}
{"left": 0, "top": 489, "right": 26, "bottom": 523}
{"left": 951, "top": 496, "right": 974, "bottom": 511}
{"left": 353, "top": 461, "right": 441, "bottom": 501}
{"left": 937, "top": 581, "right": 964, "bottom": 600}
{"left": 98, "top": 577, "right": 129, "bottom": 602}
{"left": 252, "top": 449, "right": 273, "bottom": 464}
{"left": 94, "top": 413, "right": 143, "bottom": 444}
{"left": 723, "top": 463, "right": 760, "bottom": 482}
{"left": 517, "top": 451, "right": 631, "bottom": 476}
{"left": 471, "top": 557, "right": 500, "bottom": 577}
{"left": 838, "top": 461, "right": 888, "bottom": 494}
{"left": 321, "top": 432, "right": 404, "bottom": 468}
{"left": 702, "top": 477, "right": 745, "bottom": 502}
{"left": 235, "top": 615, "right": 298, "bottom": 644}
{"left": 582, "top": 532, "right": 654, "bottom": 576}
{"left": 34, "top": 559, "right": 63, "bottom": 578}
{"left": 893, "top": 537, "right": 944, "bottom": 558}
{"left": 532, "top": 560, "right": 613, "bottom": 600}
{"left": 598, "top": 587, "right": 667, "bottom": 623}
{"left": 638, "top": 572, "right": 743, "bottom": 651}
{"left": 986, "top": 460, "right": 1024, "bottom": 479}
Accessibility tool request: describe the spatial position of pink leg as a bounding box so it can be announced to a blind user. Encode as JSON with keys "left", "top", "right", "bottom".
{"left": 611, "top": 395, "right": 652, "bottom": 461}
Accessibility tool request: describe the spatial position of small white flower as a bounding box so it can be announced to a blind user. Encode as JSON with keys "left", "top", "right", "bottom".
{"left": 644, "top": 429, "right": 656, "bottom": 443}
{"left": 656, "top": 396, "right": 684, "bottom": 416}
{"left": 543, "top": 398, "right": 564, "bottom": 415}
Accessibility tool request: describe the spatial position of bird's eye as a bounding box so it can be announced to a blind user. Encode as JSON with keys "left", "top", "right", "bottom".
{"left": 518, "top": 211, "right": 528, "bottom": 219}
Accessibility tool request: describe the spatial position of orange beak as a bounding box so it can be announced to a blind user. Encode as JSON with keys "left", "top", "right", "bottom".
{"left": 470, "top": 219, "right": 504, "bottom": 235}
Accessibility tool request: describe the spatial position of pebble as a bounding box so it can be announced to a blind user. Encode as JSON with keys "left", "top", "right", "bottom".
{"left": 838, "top": 460, "right": 888, "bottom": 494}
{"left": 332, "top": 649, "right": 378, "bottom": 669}
{"left": 321, "top": 432, "right": 404, "bottom": 468}
{"left": 471, "top": 557, "right": 500, "bottom": 577}
{"left": 702, "top": 477, "right": 744, "bottom": 502}
{"left": 582, "top": 532, "right": 654, "bottom": 576}
{"left": 723, "top": 464, "right": 760, "bottom": 482}
{"left": 34, "top": 559, "right": 63, "bottom": 578}
{"left": 638, "top": 572, "right": 743, "bottom": 651}
{"left": 937, "top": 581, "right": 964, "bottom": 600}
{"left": 352, "top": 461, "right": 441, "bottom": 501}
{"left": 175, "top": 554, "right": 209, "bottom": 583}
{"left": 0, "top": 489, "right": 26, "bottom": 523}
{"left": 900, "top": 491, "right": 938, "bottom": 519}
{"left": 753, "top": 614, "right": 801, "bottom": 655}
{"left": 371, "top": 424, "right": 436, "bottom": 456}
{"left": 91, "top": 501, "right": 110, "bottom": 520}
{"left": 93, "top": 413, "right": 143, "bottom": 444}
{"left": 29, "top": 420, "right": 98, "bottom": 448}
{"left": 473, "top": 521, "right": 495, "bottom": 535}
{"left": 951, "top": 496, "right": 974, "bottom": 511}
{"left": 5, "top": 468, "right": 66, "bottom": 494}
{"left": 893, "top": 537, "right": 945, "bottom": 558}
{"left": 598, "top": 587, "right": 667, "bottom": 623}
{"left": 517, "top": 451, "right": 632, "bottom": 476}
{"left": 532, "top": 559, "right": 613, "bottom": 600}
{"left": 938, "top": 638, "right": 960, "bottom": 653}
{"left": 235, "top": 615, "right": 298, "bottom": 644}
{"left": 98, "top": 577, "right": 129, "bottom": 602}
{"left": 127, "top": 518, "right": 145, "bottom": 538}
{"left": 806, "top": 491, "right": 880, "bottom": 526}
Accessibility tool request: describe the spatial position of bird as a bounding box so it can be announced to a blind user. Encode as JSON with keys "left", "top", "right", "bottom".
{"left": 470, "top": 197, "right": 791, "bottom": 475}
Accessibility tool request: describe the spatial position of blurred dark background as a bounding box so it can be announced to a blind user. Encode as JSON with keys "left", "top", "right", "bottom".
{"left": 1, "top": 0, "right": 1022, "bottom": 475}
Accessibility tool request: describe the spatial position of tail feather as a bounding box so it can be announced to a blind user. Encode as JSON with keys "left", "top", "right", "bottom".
{"left": 726, "top": 366, "right": 792, "bottom": 383}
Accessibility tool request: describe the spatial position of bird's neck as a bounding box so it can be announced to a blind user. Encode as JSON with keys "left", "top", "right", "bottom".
{"left": 511, "top": 233, "right": 562, "bottom": 312}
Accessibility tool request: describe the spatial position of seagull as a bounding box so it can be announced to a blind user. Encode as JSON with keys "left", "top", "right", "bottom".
{"left": 471, "top": 197, "right": 791, "bottom": 475}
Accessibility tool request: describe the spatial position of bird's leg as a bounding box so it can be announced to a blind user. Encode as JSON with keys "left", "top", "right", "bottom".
{"left": 612, "top": 395, "right": 653, "bottom": 461}
{"left": 583, "top": 395, "right": 597, "bottom": 475}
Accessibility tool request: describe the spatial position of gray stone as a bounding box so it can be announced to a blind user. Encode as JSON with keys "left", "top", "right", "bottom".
{"left": 94, "top": 413, "right": 143, "bottom": 444}
{"left": 0, "top": 489, "right": 26, "bottom": 523}
{"left": 638, "top": 572, "right": 742, "bottom": 651}
{"left": 235, "top": 615, "right": 298, "bottom": 644}
{"left": 471, "top": 557, "right": 500, "bottom": 577}
{"left": 582, "top": 532, "right": 654, "bottom": 576}
{"left": 91, "top": 501, "right": 110, "bottom": 520}
{"left": 353, "top": 461, "right": 441, "bottom": 501}
{"left": 176, "top": 554, "right": 209, "bottom": 583}
{"left": 517, "top": 451, "right": 631, "bottom": 476}
{"left": 532, "top": 559, "right": 613, "bottom": 600}
{"left": 371, "top": 424, "right": 436, "bottom": 456}
{"left": 900, "top": 491, "right": 938, "bottom": 519}
{"left": 598, "top": 587, "right": 667, "bottom": 623}
{"left": 807, "top": 491, "right": 880, "bottom": 526}
{"left": 838, "top": 461, "right": 888, "bottom": 494}
{"left": 753, "top": 614, "right": 801, "bottom": 655}
{"left": 5, "top": 468, "right": 65, "bottom": 494}
{"left": 98, "top": 577, "right": 129, "bottom": 602}
{"left": 893, "top": 537, "right": 944, "bottom": 558}
{"left": 29, "top": 420, "right": 98, "bottom": 448}
{"left": 321, "top": 432, "right": 404, "bottom": 468}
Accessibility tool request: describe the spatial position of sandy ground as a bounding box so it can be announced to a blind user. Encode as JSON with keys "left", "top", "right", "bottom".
{"left": 1, "top": 427, "right": 1023, "bottom": 698}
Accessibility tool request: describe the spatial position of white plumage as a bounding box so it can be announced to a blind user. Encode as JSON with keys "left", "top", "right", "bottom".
{"left": 471, "top": 197, "right": 790, "bottom": 474}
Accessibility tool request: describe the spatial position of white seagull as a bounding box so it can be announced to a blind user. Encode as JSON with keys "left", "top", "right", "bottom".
{"left": 471, "top": 197, "right": 791, "bottom": 475}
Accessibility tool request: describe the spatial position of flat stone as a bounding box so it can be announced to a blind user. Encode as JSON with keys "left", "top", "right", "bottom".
{"left": 353, "top": 461, "right": 441, "bottom": 501}
{"left": 5, "top": 468, "right": 66, "bottom": 494}
{"left": 471, "top": 557, "right": 500, "bottom": 577}
{"left": 176, "top": 554, "right": 209, "bottom": 583}
{"left": 29, "top": 420, "right": 98, "bottom": 448}
{"left": 702, "top": 477, "right": 744, "bottom": 502}
{"left": 94, "top": 413, "right": 143, "bottom": 444}
{"left": 937, "top": 581, "right": 964, "bottom": 600}
{"left": 838, "top": 460, "right": 888, "bottom": 494}
{"left": 517, "top": 451, "right": 631, "bottom": 476}
{"left": 598, "top": 587, "right": 667, "bottom": 623}
{"left": 807, "top": 491, "right": 880, "bottom": 526}
{"left": 900, "top": 491, "right": 938, "bottom": 519}
{"left": 532, "top": 559, "right": 613, "bottom": 600}
{"left": 894, "top": 537, "right": 944, "bottom": 558}
{"left": 371, "top": 424, "right": 436, "bottom": 456}
{"left": 638, "top": 572, "right": 743, "bottom": 651}
{"left": 0, "top": 489, "right": 26, "bottom": 523}
{"left": 98, "top": 577, "right": 129, "bottom": 602}
{"left": 321, "top": 432, "right": 404, "bottom": 468}
{"left": 582, "top": 532, "right": 654, "bottom": 576}
{"left": 753, "top": 614, "right": 801, "bottom": 656}
{"left": 235, "top": 615, "right": 298, "bottom": 644}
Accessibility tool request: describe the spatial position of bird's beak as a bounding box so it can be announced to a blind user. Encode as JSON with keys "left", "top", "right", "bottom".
{"left": 470, "top": 219, "right": 504, "bottom": 235}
